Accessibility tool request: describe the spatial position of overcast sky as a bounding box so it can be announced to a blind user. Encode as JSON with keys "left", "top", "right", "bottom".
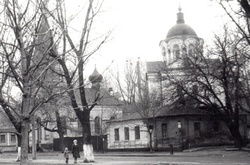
{"left": 66, "top": 0, "right": 232, "bottom": 78}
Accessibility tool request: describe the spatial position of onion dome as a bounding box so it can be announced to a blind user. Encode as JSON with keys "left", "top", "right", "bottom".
{"left": 166, "top": 7, "right": 197, "bottom": 38}
{"left": 89, "top": 67, "right": 103, "bottom": 84}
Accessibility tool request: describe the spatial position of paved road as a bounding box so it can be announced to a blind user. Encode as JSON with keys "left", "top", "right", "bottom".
{"left": 1, "top": 147, "right": 250, "bottom": 165}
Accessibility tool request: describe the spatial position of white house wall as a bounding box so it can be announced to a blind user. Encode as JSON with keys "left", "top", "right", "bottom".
{"left": 108, "top": 120, "right": 150, "bottom": 150}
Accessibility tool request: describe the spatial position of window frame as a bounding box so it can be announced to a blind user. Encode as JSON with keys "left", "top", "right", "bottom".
{"left": 114, "top": 128, "right": 119, "bottom": 141}
{"left": 124, "top": 127, "right": 130, "bottom": 141}
{"left": 0, "top": 133, "right": 6, "bottom": 144}
{"left": 194, "top": 122, "right": 201, "bottom": 138}
{"left": 162, "top": 123, "right": 168, "bottom": 138}
{"left": 10, "top": 133, "right": 16, "bottom": 144}
{"left": 134, "top": 126, "right": 140, "bottom": 140}
{"left": 94, "top": 116, "right": 100, "bottom": 134}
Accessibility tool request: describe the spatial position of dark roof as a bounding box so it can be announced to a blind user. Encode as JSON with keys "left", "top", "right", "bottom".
{"left": 156, "top": 104, "right": 215, "bottom": 117}
{"left": 156, "top": 97, "right": 218, "bottom": 117}
{"left": 89, "top": 68, "right": 103, "bottom": 83}
{"left": 83, "top": 88, "right": 121, "bottom": 106}
{"left": 166, "top": 8, "right": 197, "bottom": 39}
{"left": 167, "top": 23, "right": 197, "bottom": 38}
{"left": 146, "top": 61, "right": 166, "bottom": 73}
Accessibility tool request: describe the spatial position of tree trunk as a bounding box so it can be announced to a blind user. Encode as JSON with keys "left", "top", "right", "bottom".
{"left": 58, "top": 132, "right": 65, "bottom": 152}
{"left": 20, "top": 83, "right": 31, "bottom": 164}
{"left": 16, "top": 134, "right": 22, "bottom": 162}
{"left": 55, "top": 110, "right": 65, "bottom": 152}
{"left": 82, "top": 110, "right": 94, "bottom": 163}
{"left": 20, "top": 120, "right": 29, "bottom": 164}
{"left": 226, "top": 119, "right": 243, "bottom": 149}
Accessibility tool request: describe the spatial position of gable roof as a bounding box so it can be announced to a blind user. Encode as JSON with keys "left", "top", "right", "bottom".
{"left": 0, "top": 108, "right": 15, "bottom": 131}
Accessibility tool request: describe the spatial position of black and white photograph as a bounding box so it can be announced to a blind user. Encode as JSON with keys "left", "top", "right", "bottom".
{"left": 0, "top": 0, "right": 250, "bottom": 164}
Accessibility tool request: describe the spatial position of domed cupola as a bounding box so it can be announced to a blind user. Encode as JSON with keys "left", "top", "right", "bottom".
{"left": 159, "top": 6, "right": 203, "bottom": 66}
{"left": 89, "top": 67, "right": 103, "bottom": 90}
{"left": 166, "top": 7, "right": 197, "bottom": 39}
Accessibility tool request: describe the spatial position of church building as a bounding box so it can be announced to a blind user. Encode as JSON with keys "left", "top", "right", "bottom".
{"left": 107, "top": 7, "right": 248, "bottom": 151}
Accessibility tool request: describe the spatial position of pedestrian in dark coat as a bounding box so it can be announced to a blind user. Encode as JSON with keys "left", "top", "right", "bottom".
{"left": 72, "top": 140, "right": 80, "bottom": 164}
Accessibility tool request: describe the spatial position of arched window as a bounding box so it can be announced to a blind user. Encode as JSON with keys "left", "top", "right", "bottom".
{"left": 168, "top": 49, "right": 171, "bottom": 63}
{"left": 192, "top": 85, "right": 198, "bottom": 95}
{"left": 162, "top": 47, "right": 166, "bottom": 56}
{"left": 173, "top": 44, "right": 180, "bottom": 59}
{"left": 168, "top": 49, "right": 171, "bottom": 55}
{"left": 182, "top": 44, "right": 187, "bottom": 56}
{"left": 94, "top": 117, "right": 100, "bottom": 134}
{"left": 188, "top": 44, "right": 195, "bottom": 56}
{"left": 177, "top": 84, "right": 182, "bottom": 97}
{"left": 36, "top": 117, "right": 42, "bottom": 140}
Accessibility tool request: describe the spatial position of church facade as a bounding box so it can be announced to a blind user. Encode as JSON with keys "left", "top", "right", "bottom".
{"left": 107, "top": 7, "right": 248, "bottom": 151}
{"left": 147, "top": 7, "right": 247, "bottom": 150}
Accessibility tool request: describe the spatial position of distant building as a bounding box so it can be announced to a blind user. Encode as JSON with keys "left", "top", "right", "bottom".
{"left": 107, "top": 107, "right": 149, "bottom": 151}
{"left": 42, "top": 67, "right": 122, "bottom": 151}
{"left": 107, "top": 7, "right": 248, "bottom": 151}
{"left": 0, "top": 109, "right": 17, "bottom": 152}
{"left": 0, "top": 67, "right": 122, "bottom": 152}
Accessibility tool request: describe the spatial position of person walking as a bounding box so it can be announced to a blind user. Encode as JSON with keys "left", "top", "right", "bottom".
{"left": 72, "top": 140, "right": 80, "bottom": 164}
{"left": 64, "top": 147, "right": 69, "bottom": 164}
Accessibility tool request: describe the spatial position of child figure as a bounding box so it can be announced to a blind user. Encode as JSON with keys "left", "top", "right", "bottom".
{"left": 64, "top": 147, "right": 69, "bottom": 164}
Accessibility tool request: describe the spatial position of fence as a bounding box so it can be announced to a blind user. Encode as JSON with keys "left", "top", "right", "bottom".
{"left": 53, "top": 135, "right": 107, "bottom": 152}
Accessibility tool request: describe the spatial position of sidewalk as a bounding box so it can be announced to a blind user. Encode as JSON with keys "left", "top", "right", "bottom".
{"left": 1, "top": 146, "right": 250, "bottom": 165}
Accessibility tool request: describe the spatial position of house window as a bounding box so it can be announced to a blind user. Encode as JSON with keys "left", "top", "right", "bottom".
{"left": 194, "top": 122, "right": 201, "bottom": 137}
{"left": 39, "top": 127, "right": 42, "bottom": 141}
{"left": 162, "top": 124, "right": 167, "bottom": 138}
{"left": 213, "top": 121, "right": 219, "bottom": 132}
{"left": 36, "top": 117, "right": 42, "bottom": 141}
{"left": 44, "top": 130, "right": 50, "bottom": 140}
{"left": 114, "top": 128, "right": 119, "bottom": 141}
{"left": 0, "top": 134, "right": 6, "bottom": 144}
{"left": 10, "top": 134, "right": 16, "bottom": 143}
{"left": 94, "top": 117, "right": 100, "bottom": 134}
{"left": 134, "top": 126, "right": 140, "bottom": 140}
{"left": 124, "top": 127, "right": 129, "bottom": 140}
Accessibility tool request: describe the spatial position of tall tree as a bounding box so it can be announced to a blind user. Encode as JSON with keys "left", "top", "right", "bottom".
{"left": 112, "top": 58, "right": 162, "bottom": 151}
{"left": 0, "top": 0, "right": 60, "bottom": 163}
{"left": 42, "top": 0, "right": 111, "bottom": 162}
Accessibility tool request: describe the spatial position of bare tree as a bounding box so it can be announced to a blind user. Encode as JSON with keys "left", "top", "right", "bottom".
{"left": 41, "top": 0, "right": 112, "bottom": 162}
{"left": 162, "top": 25, "right": 249, "bottom": 148}
{"left": 112, "top": 58, "right": 162, "bottom": 151}
{"left": 0, "top": 0, "right": 62, "bottom": 163}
